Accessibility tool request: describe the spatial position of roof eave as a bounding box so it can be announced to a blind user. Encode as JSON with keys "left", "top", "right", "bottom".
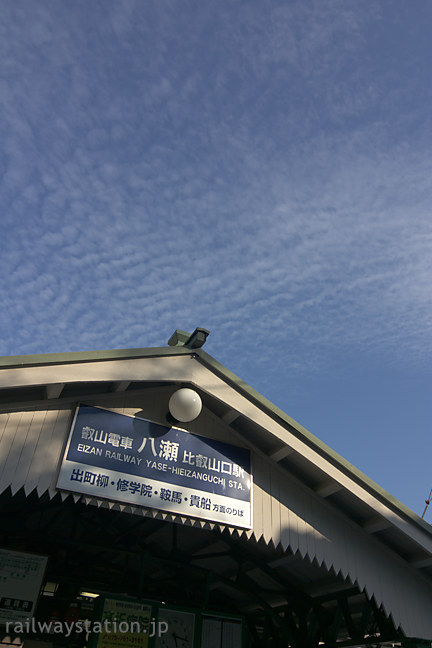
{"left": 0, "top": 343, "right": 431, "bottom": 541}
{"left": 0, "top": 344, "right": 193, "bottom": 370}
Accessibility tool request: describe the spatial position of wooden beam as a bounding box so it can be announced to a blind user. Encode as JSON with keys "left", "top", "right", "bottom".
{"left": 361, "top": 517, "right": 392, "bottom": 534}
{"left": 314, "top": 480, "right": 343, "bottom": 498}
{"left": 111, "top": 381, "right": 131, "bottom": 392}
{"left": 305, "top": 579, "right": 358, "bottom": 598}
{"left": 270, "top": 446, "right": 294, "bottom": 462}
{"left": 222, "top": 410, "right": 240, "bottom": 425}
{"left": 45, "top": 383, "right": 64, "bottom": 399}
{"left": 408, "top": 554, "right": 432, "bottom": 568}
{"left": 268, "top": 554, "right": 297, "bottom": 568}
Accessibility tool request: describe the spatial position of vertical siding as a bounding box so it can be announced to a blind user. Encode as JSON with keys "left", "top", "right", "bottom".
{"left": 270, "top": 458, "right": 281, "bottom": 547}
{"left": 258, "top": 454, "right": 274, "bottom": 546}
{"left": 0, "top": 412, "right": 11, "bottom": 456}
{"left": 41, "top": 407, "right": 75, "bottom": 496}
{"left": 286, "top": 501, "right": 300, "bottom": 556}
{"left": 279, "top": 489, "right": 290, "bottom": 552}
{"left": 12, "top": 409, "right": 47, "bottom": 494}
{"left": 250, "top": 447, "right": 432, "bottom": 636}
{"left": 1, "top": 397, "right": 432, "bottom": 637}
{"left": 304, "top": 493, "right": 318, "bottom": 564}
{"left": 0, "top": 406, "right": 75, "bottom": 497}
{"left": 308, "top": 496, "right": 326, "bottom": 568}
{"left": 22, "top": 407, "right": 68, "bottom": 495}
{"left": 0, "top": 411, "right": 25, "bottom": 494}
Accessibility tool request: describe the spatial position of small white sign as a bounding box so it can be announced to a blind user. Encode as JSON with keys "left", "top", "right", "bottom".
{"left": 0, "top": 549, "right": 47, "bottom": 624}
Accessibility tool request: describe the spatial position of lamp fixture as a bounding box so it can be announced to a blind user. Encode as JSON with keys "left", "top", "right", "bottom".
{"left": 169, "top": 388, "right": 202, "bottom": 422}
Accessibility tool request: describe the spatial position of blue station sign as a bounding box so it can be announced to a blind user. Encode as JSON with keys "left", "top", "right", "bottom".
{"left": 57, "top": 405, "right": 252, "bottom": 528}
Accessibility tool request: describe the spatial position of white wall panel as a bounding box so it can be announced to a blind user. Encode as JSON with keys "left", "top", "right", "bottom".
{"left": 41, "top": 407, "right": 75, "bottom": 496}
{"left": 248, "top": 445, "right": 432, "bottom": 636}
{"left": 20, "top": 408, "right": 61, "bottom": 495}
{"left": 12, "top": 409, "right": 46, "bottom": 495}
{"left": 0, "top": 411, "right": 25, "bottom": 494}
{"left": 270, "top": 460, "right": 281, "bottom": 547}
{"left": 0, "top": 413, "right": 10, "bottom": 446}
{"left": 1, "top": 396, "right": 432, "bottom": 637}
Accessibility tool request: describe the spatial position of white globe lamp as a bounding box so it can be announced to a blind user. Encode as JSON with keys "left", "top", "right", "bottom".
{"left": 169, "top": 388, "right": 202, "bottom": 422}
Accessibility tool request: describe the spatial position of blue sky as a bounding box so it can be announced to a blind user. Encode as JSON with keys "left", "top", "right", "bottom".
{"left": 1, "top": 1, "right": 431, "bottom": 517}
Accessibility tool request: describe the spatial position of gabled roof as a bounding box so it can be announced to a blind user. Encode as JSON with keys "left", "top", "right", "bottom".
{"left": 1, "top": 331, "right": 432, "bottom": 640}
{"left": 0, "top": 334, "right": 430, "bottom": 545}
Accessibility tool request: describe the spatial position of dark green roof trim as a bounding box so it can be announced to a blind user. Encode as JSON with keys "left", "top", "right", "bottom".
{"left": 193, "top": 348, "right": 432, "bottom": 537}
{"left": 0, "top": 345, "right": 192, "bottom": 370}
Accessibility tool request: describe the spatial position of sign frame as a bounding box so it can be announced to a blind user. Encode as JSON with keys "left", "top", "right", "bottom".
{"left": 57, "top": 404, "right": 253, "bottom": 529}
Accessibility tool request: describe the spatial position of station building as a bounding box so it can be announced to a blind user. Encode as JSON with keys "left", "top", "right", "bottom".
{"left": 1, "top": 328, "right": 432, "bottom": 648}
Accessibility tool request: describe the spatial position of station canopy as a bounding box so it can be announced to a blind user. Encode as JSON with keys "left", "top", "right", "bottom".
{"left": 0, "top": 328, "right": 432, "bottom": 648}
